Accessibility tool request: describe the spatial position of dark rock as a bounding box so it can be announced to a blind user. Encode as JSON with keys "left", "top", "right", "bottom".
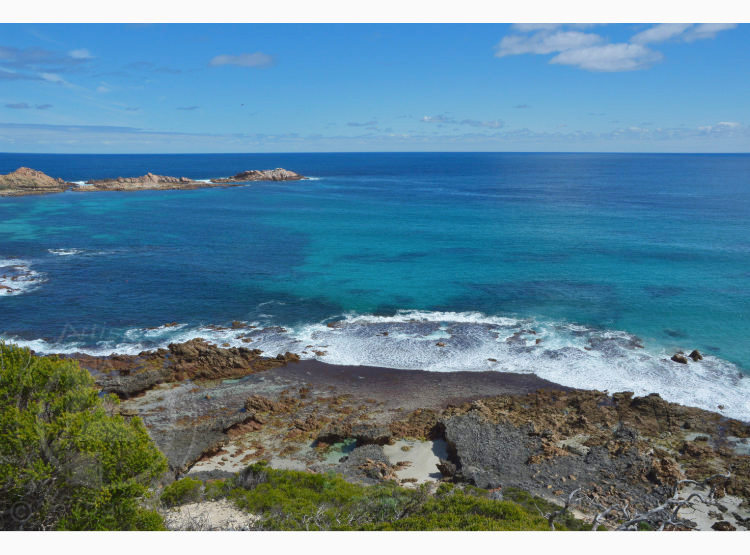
{"left": 437, "top": 459, "right": 457, "bottom": 478}
{"left": 318, "top": 422, "right": 392, "bottom": 446}
{"left": 689, "top": 349, "right": 703, "bottom": 361}
{"left": 331, "top": 444, "right": 393, "bottom": 485}
{"left": 711, "top": 521, "right": 736, "bottom": 531}
{"left": 671, "top": 353, "right": 689, "bottom": 364}
{"left": 442, "top": 411, "right": 537, "bottom": 489}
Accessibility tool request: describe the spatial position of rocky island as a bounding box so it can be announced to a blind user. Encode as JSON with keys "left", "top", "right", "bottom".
{"left": 0, "top": 167, "right": 74, "bottom": 196}
{"left": 0, "top": 167, "right": 306, "bottom": 196}
{"left": 210, "top": 168, "right": 305, "bottom": 183}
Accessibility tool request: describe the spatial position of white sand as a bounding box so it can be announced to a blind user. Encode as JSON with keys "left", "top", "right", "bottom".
{"left": 677, "top": 485, "right": 749, "bottom": 530}
{"left": 383, "top": 439, "right": 448, "bottom": 484}
{"left": 163, "top": 499, "right": 260, "bottom": 531}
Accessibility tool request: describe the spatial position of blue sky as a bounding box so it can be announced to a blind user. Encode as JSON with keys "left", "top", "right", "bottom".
{"left": 0, "top": 23, "right": 748, "bottom": 153}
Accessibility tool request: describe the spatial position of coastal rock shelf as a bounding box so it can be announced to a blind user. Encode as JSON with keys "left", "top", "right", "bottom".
{"left": 0, "top": 166, "right": 306, "bottom": 196}
{"left": 63, "top": 338, "right": 750, "bottom": 530}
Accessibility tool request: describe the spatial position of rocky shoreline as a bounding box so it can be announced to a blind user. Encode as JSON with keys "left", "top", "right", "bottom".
{"left": 0, "top": 167, "right": 305, "bottom": 196}
{"left": 58, "top": 336, "right": 750, "bottom": 530}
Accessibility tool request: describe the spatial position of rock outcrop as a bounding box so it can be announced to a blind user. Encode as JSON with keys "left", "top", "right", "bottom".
{"left": 0, "top": 167, "right": 73, "bottom": 196}
{"left": 671, "top": 353, "right": 689, "bottom": 364}
{"left": 78, "top": 173, "right": 203, "bottom": 192}
{"left": 211, "top": 168, "right": 305, "bottom": 183}
{"left": 0, "top": 167, "right": 306, "bottom": 196}
{"left": 438, "top": 390, "right": 750, "bottom": 510}
{"left": 71, "top": 338, "right": 300, "bottom": 397}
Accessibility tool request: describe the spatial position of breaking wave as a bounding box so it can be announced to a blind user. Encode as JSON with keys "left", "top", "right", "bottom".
{"left": 4, "top": 309, "right": 749, "bottom": 421}
{"left": 0, "top": 258, "right": 45, "bottom": 297}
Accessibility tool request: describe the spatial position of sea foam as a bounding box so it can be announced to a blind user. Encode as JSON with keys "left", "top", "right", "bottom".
{"left": 4, "top": 309, "right": 748, "bottom": 421}
{"left": 0, "top": 258, "right": 45, "bottom": 296}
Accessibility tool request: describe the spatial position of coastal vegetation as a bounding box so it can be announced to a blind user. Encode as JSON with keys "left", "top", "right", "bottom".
{"left": 0, "top": 342, "right": 167, "bottom": 530}
{"left": 1, "top": 341, "right": 748, "bottom": 531}
{"left": 165, "top": 463, "right": 590, "bottom": 531}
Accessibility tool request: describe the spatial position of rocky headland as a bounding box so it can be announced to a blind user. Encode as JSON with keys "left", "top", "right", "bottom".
{"left": 0, "top": 167, "right": 74, "bottom": 196}
{"left": 57, "top": 334, "right": 750, "bottom": 530}
{"left": 0, "top": 167, "right": 305, "bottom": 196}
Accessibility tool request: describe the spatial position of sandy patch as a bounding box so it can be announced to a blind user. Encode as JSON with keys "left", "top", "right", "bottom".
{"left": 383, "top": 439, "right": 447, "bottom": 485}
{"left": 677, "top": 485, "right": 749, "bottom": 530}
{"left": 163, "top": 499, "right": 260, "bottom": 531}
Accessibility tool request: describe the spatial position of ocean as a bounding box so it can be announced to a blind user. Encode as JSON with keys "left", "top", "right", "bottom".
{"left": 1, "top": 152, "right": 749, "bottom": 419}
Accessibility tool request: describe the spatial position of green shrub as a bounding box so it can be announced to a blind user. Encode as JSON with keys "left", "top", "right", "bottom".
{"left": 0, "top": 342, "right": 168, "bottom": 530}
{"left": 223, "top": 463, "right": 408, "bottom": 530}
{"left": 161, "top": 477, "right": 203, "bottom": 507}
{"left": 368, "top": 489, "right": 551, "bottom": 531}
{"left": 203, "top": 479, "right": 231, "bottom": 501}
{"left": 212, "top": 462, "right": 582, "bottom": 531}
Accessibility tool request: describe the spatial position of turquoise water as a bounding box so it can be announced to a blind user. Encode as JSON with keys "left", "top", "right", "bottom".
{"left": 1, "top": 153, "right": 749, "bottom": 418}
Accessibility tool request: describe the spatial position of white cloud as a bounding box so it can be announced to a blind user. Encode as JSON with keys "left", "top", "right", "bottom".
{"left": 69, "top": 48, "right": 93, "bottom": 59}
{"left": 459, "top": 119, "right": 504, "bottom": 129}
{"left": 510, "top": 23, "right": 562, "bottom": 32}
{"left": 40, "top": 72, "right": 64, "bottom": 83}
{"left": 421, "top": 115, "right": 504, "bottom": 129}
{"left": 496, "top": 31, "right": 602, "bottom": 57}
{"left": 631, "top": 24, "right": 692, "bottom": 45}
{"left": 496, "top": 23, "right": 737, "bottom": 73}
{"left": 698, "top": 121, "right": 742, "bottom": 133}
{"left": 631, "top": 23, "right": 737, "bottom": 45}
{"left": 550, "top": 43, "right": 663, "bottom": 72}
{"left": 421, "top": 115, "right": 452, "bottom": 123}
{"left": 683, "top": 23, "right": 738, "bottom": 42}
{"left": 209, "top": 52, "right": 274, "bottom": 68}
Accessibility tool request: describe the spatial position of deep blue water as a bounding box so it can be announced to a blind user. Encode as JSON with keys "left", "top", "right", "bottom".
{"left": 1, "top": 152, "right": 749, "bottom": 418}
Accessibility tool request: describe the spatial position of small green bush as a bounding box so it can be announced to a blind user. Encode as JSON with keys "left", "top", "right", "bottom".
{"left": 204, "top": 479, "right": 231, "bottom": 501}
{"left": 161, "top": 477, "right": 203, "bottom": 507}
{"left": 0, "top": 342, "right": 167, "bottom": 530}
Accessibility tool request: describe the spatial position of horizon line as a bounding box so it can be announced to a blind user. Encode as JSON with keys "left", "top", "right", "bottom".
{"left": 1, "top": 150, "right": 749, "bottom": 156}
